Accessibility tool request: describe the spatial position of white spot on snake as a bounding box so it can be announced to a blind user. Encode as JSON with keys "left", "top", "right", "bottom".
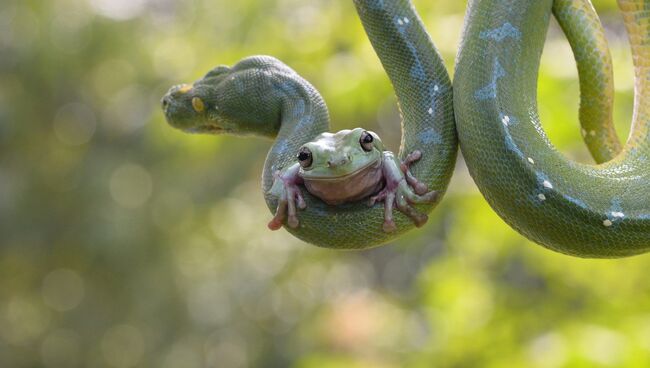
{"left": 500, "top": 113, "right": 519, "bottom": 127}
{"left": 543, "top": 180, "right": 553, "bottom": 189}
{"left": 538, "top": 193, "right": 546, "bottom": 201}
{"left": 434, "top": 84, "right": 439, "bottom": 92}
{"left": 403, "top": 17, "right": 410, "bottom": 24}
{"left": 589, "top": 130, "right": 596, "bottom": 137}
{"left": 428, "top": 107, "right": 433, "bottom": 115}
{"left": 603, "top": 219, "right": 613, "bottom": 227}
{"left": 607, "top": 199, "right": 625, "bottom": 223}
{"left": 528, "top": 157, "right": 535, "bottom": 164}
{"left": 397, "top": 19, "right": 404, "bottom": 25}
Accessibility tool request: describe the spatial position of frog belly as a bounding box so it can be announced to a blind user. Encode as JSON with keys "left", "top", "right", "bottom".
{"left": 303, "top": 164, "right": 384, "bottom": 205}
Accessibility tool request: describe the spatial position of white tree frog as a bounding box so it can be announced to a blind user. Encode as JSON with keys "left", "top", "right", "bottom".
{"left": 267, "top": 128, "right": 439, "bottom": 232}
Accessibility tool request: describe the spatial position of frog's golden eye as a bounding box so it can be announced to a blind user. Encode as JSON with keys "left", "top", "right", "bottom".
{"left": 360, "top": 131, "right": 374, "bottom": 152}
{"left": 297, "top": 147, "right": 313, "bottom": 168}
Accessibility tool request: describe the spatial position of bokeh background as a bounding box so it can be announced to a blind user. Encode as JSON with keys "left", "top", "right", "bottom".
{"left": 1, "top": 0, "right": 648, "bottom": 367}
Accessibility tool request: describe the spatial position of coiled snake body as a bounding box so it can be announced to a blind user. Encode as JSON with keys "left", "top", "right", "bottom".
{"left": 163, "top": 0, "right": 650, "bottom": 257}
{"left": 455, "top": 0, "right": 650, "bottom": 257}
{"left": 163, "top": 0, "right": 457, "bottom": 249}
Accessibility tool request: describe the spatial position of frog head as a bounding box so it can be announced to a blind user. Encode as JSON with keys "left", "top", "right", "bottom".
{"left": 297, "top": 128, "right": 386, "bottom": 205}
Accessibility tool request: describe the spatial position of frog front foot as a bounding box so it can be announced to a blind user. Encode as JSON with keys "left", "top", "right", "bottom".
{"left": 369, "top": 150, "right": 439, "bottom": 233}
{"left": 267, "top": 164, "right": 306, "bottom": 230}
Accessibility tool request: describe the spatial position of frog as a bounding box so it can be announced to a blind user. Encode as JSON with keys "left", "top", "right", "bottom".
{"left": 267, "top": 127, "right": 439, "bottom": 233}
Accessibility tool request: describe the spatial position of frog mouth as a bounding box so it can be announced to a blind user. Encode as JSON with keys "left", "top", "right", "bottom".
{"left": 301, "top": 159, "right": 382, "bottom": 181}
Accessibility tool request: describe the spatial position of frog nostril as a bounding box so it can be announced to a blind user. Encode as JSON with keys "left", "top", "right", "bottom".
{"left": 161, "top": 96, "right": 170, "bottom": 109}
{"left": 328, "top": 156, "right": 350, "bottom": 168}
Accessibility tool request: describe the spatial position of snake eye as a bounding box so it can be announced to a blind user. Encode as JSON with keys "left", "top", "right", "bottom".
{"left": 360, "top": 131, "right": 374, "bottom": 152}
{"left": 192, "top": 97, "right": 205, "bottom": 113}
{"left": 297, "top": 147, "right": 313, "bottom": 168}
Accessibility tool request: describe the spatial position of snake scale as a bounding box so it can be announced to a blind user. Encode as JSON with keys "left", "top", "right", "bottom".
{"left": 163, "top": 0, "right": 650, "bottom": 257}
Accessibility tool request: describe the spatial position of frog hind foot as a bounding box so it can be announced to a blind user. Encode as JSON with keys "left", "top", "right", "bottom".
{"left": 400, "top": 150, "right": 429, "bottom": 195}
{"left": 267, "top": 165, "right": 306, "bottom": 230}
{"left": 373, "top": 150, "right": 439, "bottom": 233}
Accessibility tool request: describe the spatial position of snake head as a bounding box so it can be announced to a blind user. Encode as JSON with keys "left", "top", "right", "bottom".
{"left": 162, "top": 56, "right": 291, "bottom": 137}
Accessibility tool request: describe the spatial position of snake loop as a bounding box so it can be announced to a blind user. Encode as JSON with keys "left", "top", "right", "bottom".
{"left": 270, "top": 0, "right": 458, "bottom": 248}
{"left": 162, "top": 0, "right": 456, "bottom": 249}
{"left": 454, "top": 0, "right": 650, "bottom": 257}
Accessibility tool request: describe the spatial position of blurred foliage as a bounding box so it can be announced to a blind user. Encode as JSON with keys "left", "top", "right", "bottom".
{"left": 0, "top": 0, "right": 648, "bottom": 367}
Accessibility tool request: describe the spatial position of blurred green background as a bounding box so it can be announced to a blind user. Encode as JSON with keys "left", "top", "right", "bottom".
{"left": 1, "top": 0, "right": 648, "bottom": 367}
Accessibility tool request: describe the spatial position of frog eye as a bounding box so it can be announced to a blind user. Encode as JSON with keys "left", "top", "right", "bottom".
{"left": 360, "top": 131, "right": 374, "bottom": 152}
{"left": 297, "top": 147, "right": 313, "bottom": 168}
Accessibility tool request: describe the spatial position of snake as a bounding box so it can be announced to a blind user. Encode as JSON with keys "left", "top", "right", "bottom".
{"left": 162, "top": 0, "right": 457, "bottom": 249}
{"left": 162, "top": 0, "right": 650, "bottom": 256}
{"left": 454, "top": 0, "right": 650, "bottom": 257}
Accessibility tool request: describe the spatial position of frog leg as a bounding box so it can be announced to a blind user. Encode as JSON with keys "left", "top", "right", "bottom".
{"left": 382, "top": 192, "right": 398, "bottom": 232}
{"left": 267, "top": 164, "right": 306, "bottom": 230}
{"left": 370, "top": 151, "right": 439, "bottom": 232}
{"left": 395, "top": 193, "right": 428, "bottom": 227}
{"left": 400, "top": 150, "right": 429, "bottom": 195}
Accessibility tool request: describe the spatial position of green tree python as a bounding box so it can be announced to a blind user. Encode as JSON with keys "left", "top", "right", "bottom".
{"left": 455, "top": 0, "right": 649, "bottom": 257}
{"left": 162, "top": 0, "right": 457, "bottom": 249}
{"left": 162, "top": 0, "right": 650, "bottom": 257}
